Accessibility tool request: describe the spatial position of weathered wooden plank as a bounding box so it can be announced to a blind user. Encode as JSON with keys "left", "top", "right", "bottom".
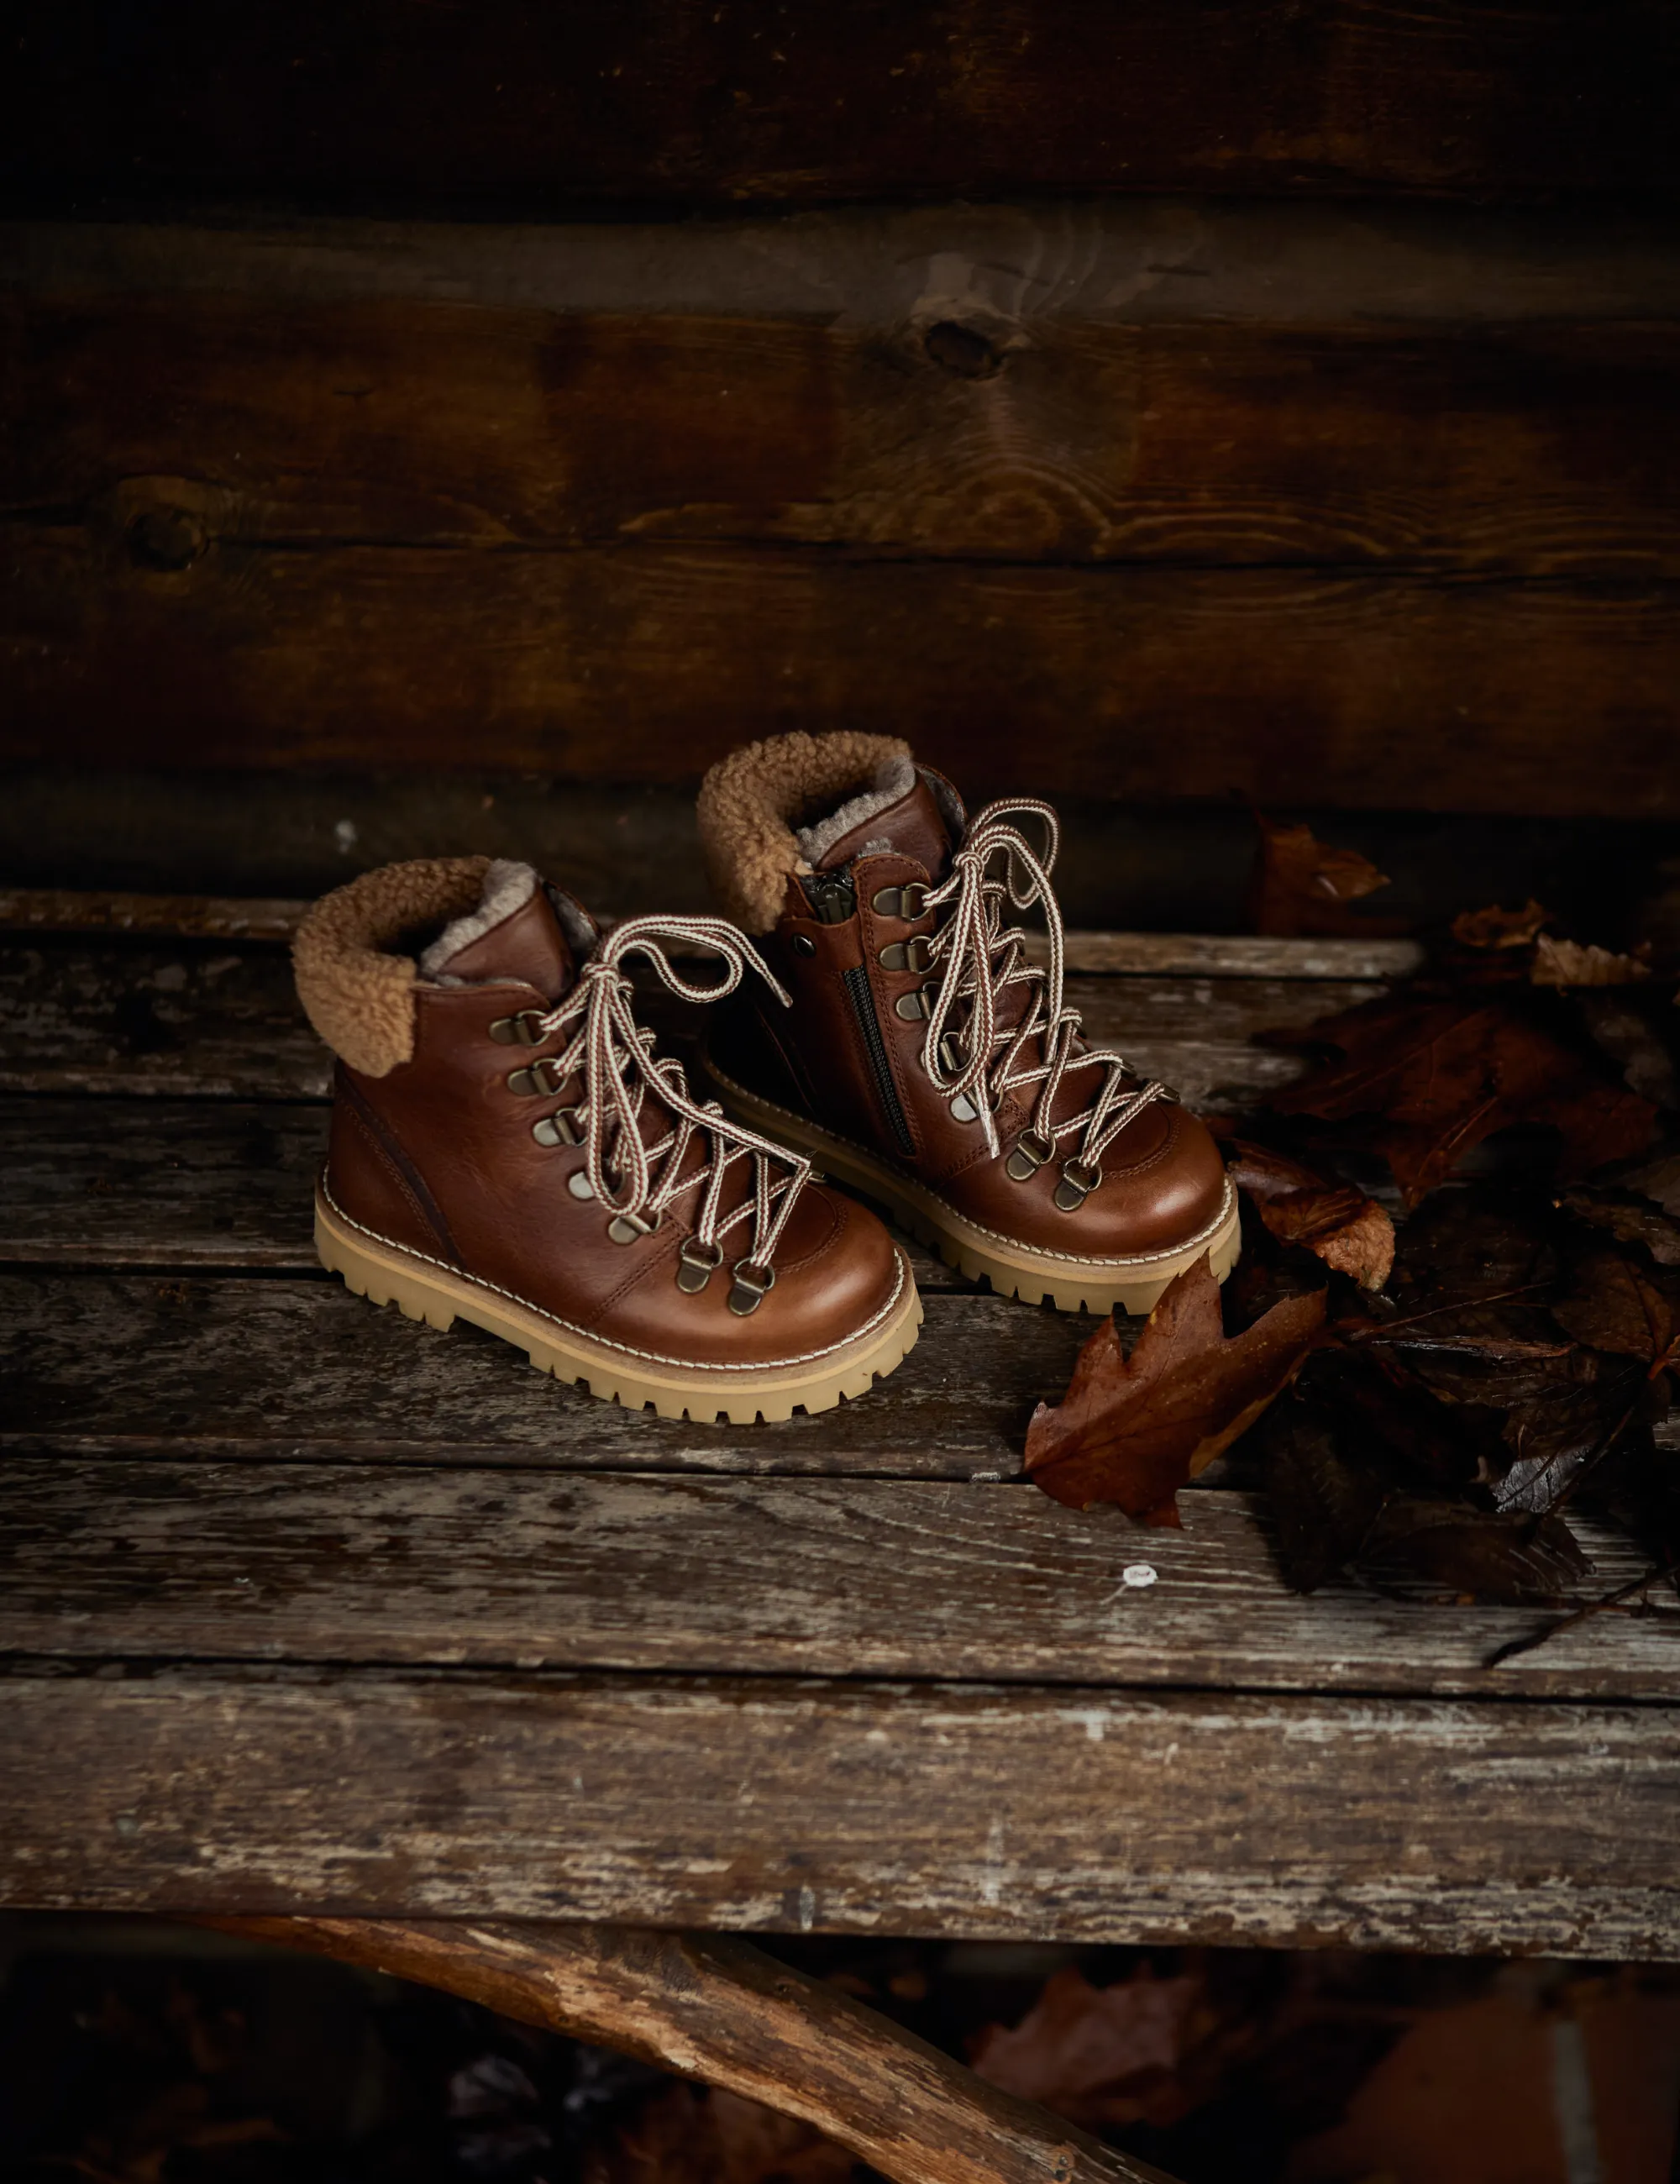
{"left": 0, "top": 889, "right": 305, "bottom": 942}
{"left": 4, "top": 1462, "right": 1674, "bottom": 1704}
{"left": 8, "top": 540, "right": 1675, "bottom": 816}
{"left": 0, "top": 1274, "right": 1093, "bottom": 1479}
{"left": 0, "top": 942, "right": 1344, "bottom": 1101}
{"left": 12, "top": 207, "right": 1680, "bottom": 328}
{"left": 0, "top": 942, "right": 328, "bottom": 1097}
{"left": 223, "top": 1918, "right": 1180, "bottom": 2184}
{"left": 12, "top": 300, "right": 1680, "bottom": 575}
{"left": 0, "top": 1098, "right": 325, "bottom": 1268}
{"left": 5, "top": 1664, "right": 1679, "bottom": 1959}
{"left": 0, "top": 890, "right": 1427, "bottom": 978}
{"left": 7, "top": 5, "right": 1679, "bottom": 205}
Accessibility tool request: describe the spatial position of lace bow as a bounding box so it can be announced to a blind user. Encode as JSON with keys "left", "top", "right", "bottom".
{"left": 532, "top": 914, "right": 811, "bottom": 1294}
{"left": 917, "top": 801, "right": 1171, "bottom": 1201}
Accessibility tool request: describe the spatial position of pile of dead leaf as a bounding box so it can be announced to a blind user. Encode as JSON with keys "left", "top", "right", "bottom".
{"left": 1027, "top": 814, "right": 1680, "bottom": 1638}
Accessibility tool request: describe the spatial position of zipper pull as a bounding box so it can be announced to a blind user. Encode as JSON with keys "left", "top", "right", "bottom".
{"left": 801, "top": 869, "right": 858, "bottom": 925}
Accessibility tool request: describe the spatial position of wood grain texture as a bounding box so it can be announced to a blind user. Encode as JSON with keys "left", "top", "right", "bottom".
{"left": 8, "top": 538, "right": 1675, "bottom": 816}
{"left": 4, "top": 1461, "right": 1676, "bottom": 1704}
{"left": 11, "top": 300, "right": 1680, "bottom": 575}
{"left": 0, "top": 1273, "right": 1099, "bottom": 1480}
{"left": 7, "top": 3, "right": 1679, "bottom": 205}
{"left": 214, "top": 1919, "right": 1180, "bottom": 2184}
{"left": 0, "top": 890, "right": 1426, "bottom": 978}
{"left": 0, "top": 942, "right": 1347, "bottom": 1104}
{"left": 6, "top": 1663, "right": 1680, "bottom": 1959}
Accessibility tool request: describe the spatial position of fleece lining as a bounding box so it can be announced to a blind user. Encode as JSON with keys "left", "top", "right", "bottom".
{"left": 696, "top": 732, "right": 914, "bottom": 932}
{"left": 419, "top": 859, "right": 539, "bottom": 977}
{"left": 293, "top": 856, "right": 491, "bottom": 1077}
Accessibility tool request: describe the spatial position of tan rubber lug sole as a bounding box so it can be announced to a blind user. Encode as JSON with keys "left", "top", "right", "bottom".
{"left": 314, "top": 1186, "right": 923, "bottom": 1425}
{"left": 703, "top": 1067, "right": 1242, "bottom": 1316}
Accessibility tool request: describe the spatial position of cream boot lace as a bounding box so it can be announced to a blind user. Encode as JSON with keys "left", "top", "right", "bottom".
{"left": 528, "top": 914, "right": 811, "bottom": 1307}
{"left": 917, "top": 801, "right": 1172, "bottom": 1208}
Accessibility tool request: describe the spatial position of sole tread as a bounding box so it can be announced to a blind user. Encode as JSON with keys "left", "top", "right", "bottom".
{"left": 317, "top": 1190, "right": 921, "bottom": 1424}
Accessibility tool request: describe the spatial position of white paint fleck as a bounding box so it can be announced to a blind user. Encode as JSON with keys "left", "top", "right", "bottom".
{"left": 1067, "top": 1710, "right": 1109, "bottom": 1744}
{"left": 979, "top": 1818, "right": 1006, "bottom": 1907}
{"left": 334, "top": 818, "right": 359, "bottom": 853}
{"left": 797, "top": 1886, "right": 816, "bottom": 1931}
{"left": 1121, "top": 1563, "right": 1158, "bottom": 1588}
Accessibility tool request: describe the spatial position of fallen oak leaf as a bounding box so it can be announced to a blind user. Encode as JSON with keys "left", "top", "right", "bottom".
{"left": 1025, "top": 1252, "right": 1325, "bottom": 1521}
{"left": 1357, "top": 1497, "right": 1588, "bottom": 1604}
{"left": 969, "top": 1964, "right": 1205, "bottom": 2129}
{"left": 1452, "top": 900, "right": 1549, "bottom": 951}
{"left": 1245, "top": 807, "right": 1410, "bottom": 939}
{"left": 1552, "top": 1250, "right": 1680, "bottom": 1375}
{"left": 1226, "top": 1139, "right": 1395, "bottom": 1290}
{"left": 1562, "top": 1184, "right": 1680, "bottom": 1266}
{"left": 1267, "top": 994, "right": 1656, "bottom": 1205}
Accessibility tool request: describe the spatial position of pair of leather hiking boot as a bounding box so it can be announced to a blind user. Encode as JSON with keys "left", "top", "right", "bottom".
{"left": 294, "top": 733, "right": 1238, "bottom": 1424}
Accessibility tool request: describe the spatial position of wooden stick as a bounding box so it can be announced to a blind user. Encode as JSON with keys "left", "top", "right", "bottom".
{"left": 203, "top": 1917, "right": 1184, "bottom": 2184}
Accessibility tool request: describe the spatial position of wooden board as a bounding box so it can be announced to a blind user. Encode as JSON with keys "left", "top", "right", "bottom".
{"left": 11, "top": 299, "right": 1680, "bottom": 577}
{"left": 6, "top": 1663, "right": 1680, "bottom": 1960}
{"left": 4, "top": 1459, "right": 1675, "bottom": 1704}
{"left": 0, "top": 1273, "right": 1102, "bottom": 1480}
{"left": 9, "top": 537, "right": 1677, "bottom": 815}
{"left": 0, "top": 943, "right": 1356, "bottom": 1104}
{"left": 7, "top": 3, "right": 1679, "bottom": 206}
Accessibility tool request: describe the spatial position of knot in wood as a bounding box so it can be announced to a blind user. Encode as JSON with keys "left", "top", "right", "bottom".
{"left": 922, "top": 320, "right": 1001, "bottom": 380}
{"left": 127, "top": 507, "right": 205, "bottom": 572}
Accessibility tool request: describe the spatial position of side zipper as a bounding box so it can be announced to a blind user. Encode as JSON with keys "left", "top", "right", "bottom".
{"left": 843, "top": 963, "right": 916, "bottom": 1157}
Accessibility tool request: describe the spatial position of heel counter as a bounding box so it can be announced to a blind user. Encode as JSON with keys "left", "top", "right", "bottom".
{"left": 325, "top": 1065, "right": 460, "bottom": 1263}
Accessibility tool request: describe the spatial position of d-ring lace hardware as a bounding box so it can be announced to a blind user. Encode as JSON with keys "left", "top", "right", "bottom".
{"left": 879, "top": 937, "right": 933, "bottom": 974}
{"left": 872, "top": 883, "right": 927, "bottom": 920}
{"left": 1053, "top": 1158, "right": 1101, "bottom": 1211}
{"left": 508, "top": 1057, "right": 567, "bottom": 1097}
{"left": 675, "top": 1237, "right": 725, "bottom": 1294}
{"left": 727, "top": 1259, "right": 776, "bottom": 1317}
{"left": 1005, "top": 1128, "right": 1056, "bottom": 1182}
{"left": 489, "top": 1010, "right": 547, "bottom": 1046}
{"left": 916, "top": 798, "right": 1173, "bottom": 1195}
{"left": 532, "top": 1106, "right": 583, "bottom": 1148}
{"left": 528, "top": 913, "right": 815, "bottom": 1296}
{"left": 894, "top": 987, "right": 932, "bottom": 1021}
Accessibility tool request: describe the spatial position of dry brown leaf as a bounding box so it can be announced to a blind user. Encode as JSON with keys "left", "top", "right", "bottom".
{"left": 1226, "top": 1140, "right": 1395, "bottom": 1289}
{"left": 1552, "top": 1250, "right": 1679, "bottom": 1374}
{"left": 1025, "top": 1253, "right": 1326, "bottom": 1522}
{"left": 969, "top": 1965, "right": 1205, "bottom": 2128}
{"left": 1531, "top": 935, "right": 1651, "bottom": 987}
{"left": 1452, "top": 900, "right": 1550, "bottom": 950}
{"left": 1246, "top": 808, "right": 1408, "bottom": 938}
{"left": 1268, "top": 995, "right": 1657, "bottom": 1205}
{"left": 582, "top": 2082, "right": 855, "bottom": 2184}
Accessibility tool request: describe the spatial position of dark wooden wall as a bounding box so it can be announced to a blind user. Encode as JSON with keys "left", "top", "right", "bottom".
{"left": 3, "top": 3, "right": 1678, "bottom": 861}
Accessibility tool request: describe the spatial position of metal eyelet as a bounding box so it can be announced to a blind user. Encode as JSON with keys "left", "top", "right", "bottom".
{"left": 508, "top": 1058, "right": 565, "bottom": 1097}
{"left": 878, "top": 937, "right": 933, "bottom": 974}
{"left": 894, "top": 987, "right": 931, "bottom": 1021}
{"left": 607, "top": 1209, "right": 663, "bottom": 1245}
{"left": 871, "top": 883, "right": 927, "bottom": 921}
{"left": 727, "top": 1259, "right": 777, "bottom": 1317}
{"left": 489, "top": 1010, "right": 547, "bottom": 1046}
{"left": 1054, "top": 1159, "right": 1101, "bottom": 1211}
{"left": 532, "top": 1107, "right": 583, "bottom": 1148}
{"left": 675, "top": 1238, "right": 725, "bottom": 1294}
{"left": 790, "top": 933, "right": 817, "bottom": 958}
{"left": 567, "top": 1169, "right": 596, "bottom": 1201}
{"left": 1005, "top": 1129, "right": 1056, "bottom": 1183}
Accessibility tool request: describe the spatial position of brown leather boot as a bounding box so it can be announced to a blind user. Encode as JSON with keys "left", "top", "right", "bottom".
{"left": 696, "top": 735, "right": 1239, "bottom": 1315}
{"left": 292, "top": 856, "right": 920, "bottom": 1422}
